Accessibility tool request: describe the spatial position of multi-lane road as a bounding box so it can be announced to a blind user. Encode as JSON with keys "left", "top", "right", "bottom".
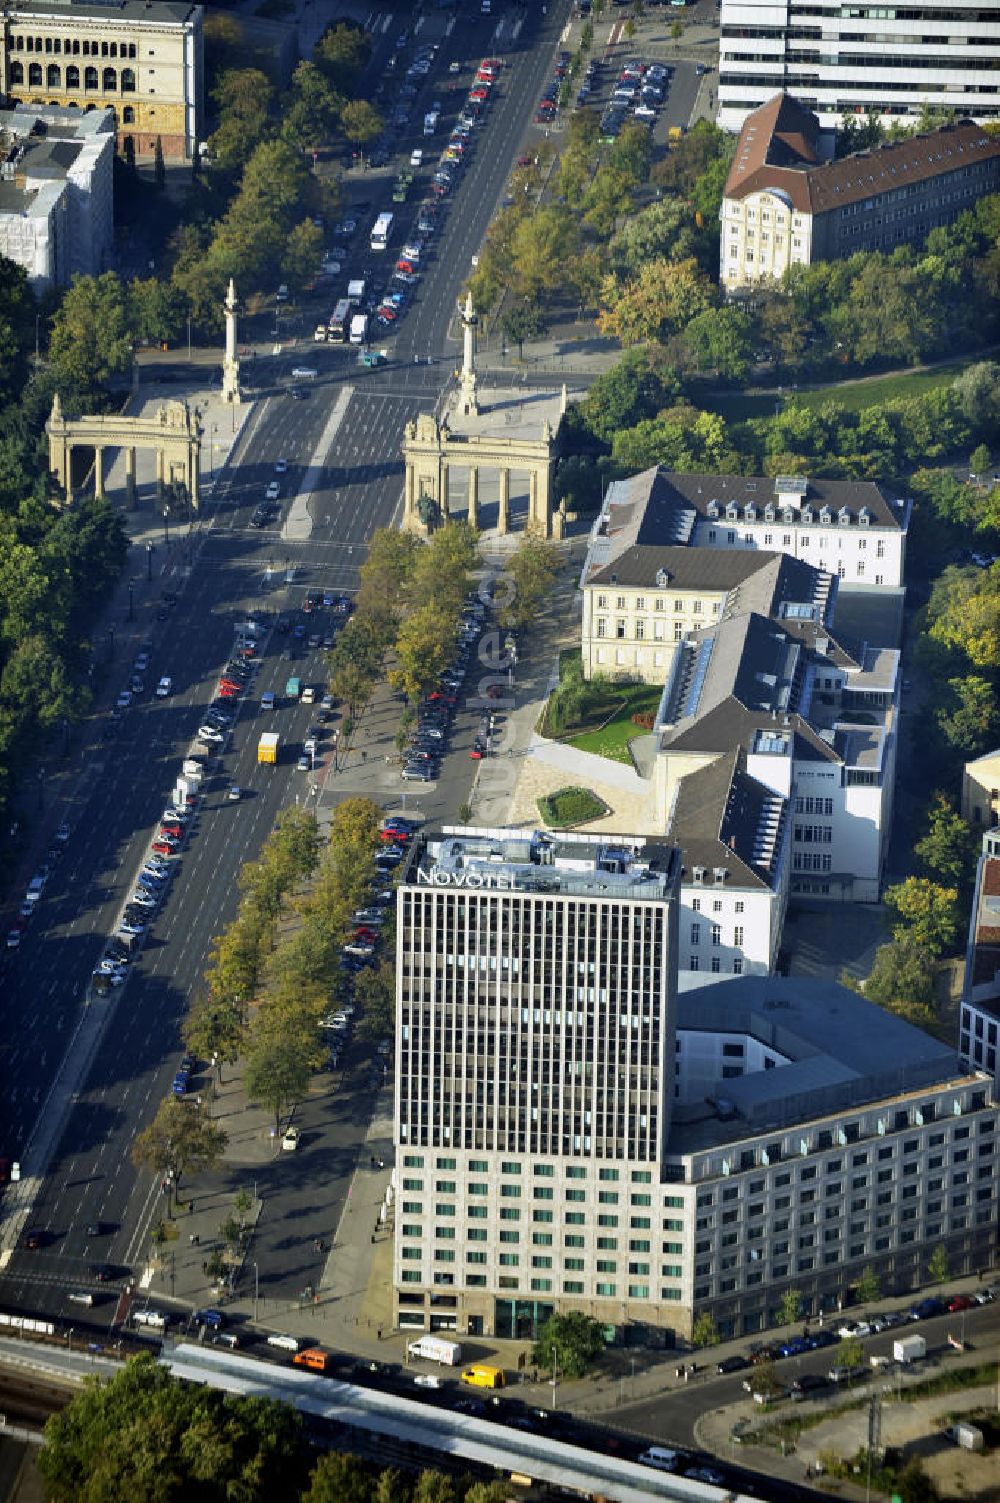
{"left": 0, "top": 0, "right": 576, "bottom": 1322}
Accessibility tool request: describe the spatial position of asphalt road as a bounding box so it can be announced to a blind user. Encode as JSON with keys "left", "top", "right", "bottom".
{"left": 0, "top": 0, "right": 576, "bottom": 1327}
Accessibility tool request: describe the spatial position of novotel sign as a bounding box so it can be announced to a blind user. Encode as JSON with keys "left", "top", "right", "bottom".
{"left": 416, "top": 867, "right": 519, "bottom": 889}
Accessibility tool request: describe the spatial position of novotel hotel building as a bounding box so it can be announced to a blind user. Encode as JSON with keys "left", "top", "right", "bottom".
{"left": 392, "top": 826, "right": 682, "bottom": 1342}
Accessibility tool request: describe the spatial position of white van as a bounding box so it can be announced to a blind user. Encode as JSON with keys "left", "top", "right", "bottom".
{"left": 267, "top": 1333, "right": 303, "bottom": 1353}
{"left": 637, "top": 1448, "right": 684, "bottom": 1473}
{"left": 67, "top": 1290, "right": 94, "bottom": 1307}
{"left": 291, "top": 367, "right": 318, "bottom": 380}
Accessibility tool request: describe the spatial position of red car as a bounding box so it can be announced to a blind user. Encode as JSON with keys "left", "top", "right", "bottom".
{"left": 159, "top": 827, "right": 183, "bottom": 842}
{"left": 216, "top": 685, "right": 239, "bottom": 699}
{"left": 218, "top": 676, "right": 243, "bottom": 692}
{"left": 468, "top": 87, "right": 489, "bottom": 102}
{"left": 427, "top": 690, "right": 457, "bottom": 704}
{"left": 151, "top": 839, "right": 177, "bottom": 856}
{"left": 946, "top": 1294, "right": 974, "bottom": 1312}
{"left": 354, "top": 927, "right": 378, "bottom": 944}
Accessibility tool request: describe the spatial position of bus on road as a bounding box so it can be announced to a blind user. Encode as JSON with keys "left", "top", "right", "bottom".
{"left": 371, "top": 211, "right": 394, "bottom": 252}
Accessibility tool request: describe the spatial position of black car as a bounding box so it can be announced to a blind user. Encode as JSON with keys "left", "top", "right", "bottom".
{"left": 716, "top": 1354, "right": 749, "bottom": 1374}
{"left": 90, "top": 1263, "right": 118, "bottom": 1282}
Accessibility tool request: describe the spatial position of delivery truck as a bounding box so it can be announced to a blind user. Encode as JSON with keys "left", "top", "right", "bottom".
{"left": 293, "top": 1347, "right": 335, "bottom": 1373}
{"left": 893, "top": 1334, "right": 926, "bottom": 1364}
{"left": 285, "top": 676, "right": 302, "bottom": 699}
{"left": 407, "top": 1336, "right": 462, "bottom": 1366}
{"left": 258, "top": 732, "right": 280, "bottom": 765}
{"left": 350, "top": 312, "right": 368, "bottom": 345}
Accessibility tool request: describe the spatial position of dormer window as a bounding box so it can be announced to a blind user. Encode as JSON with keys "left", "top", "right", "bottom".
{"left": 782, "top": 508, "right": 795, "bottom": 524}
{"left": 726, "top": 502, "right": 739, "bottom": 520}
{"left": 838, "top": 507, "right": 850, "bottom": 526}
{"left": 802, "top": 507, "right": 814, "bottom": 524}
{"left": 744, "top": 504, "right": 756, "bottom": 522}
{"left": 764, "top": 505, "right": 776, "bottom": 522}
{"left": 819, "top": 507, "right": 832, "bottom": 525}
{"left": 858, "top": 507, "right": 870, "bottom": 526}
{"left": 655, "top": 568, "right": 668, "bottom": 588}
{"left": 707, "top": 501, "right": 720, "bottom": 519}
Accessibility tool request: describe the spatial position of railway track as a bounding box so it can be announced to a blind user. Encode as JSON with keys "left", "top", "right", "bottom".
{"left": 0, "top": 1369, "right": 75, "bottom": 1429}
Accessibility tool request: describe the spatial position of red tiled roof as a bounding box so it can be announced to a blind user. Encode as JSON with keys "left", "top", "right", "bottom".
{"left": 724, "top": 93, "right": 1000, "bottom": 216}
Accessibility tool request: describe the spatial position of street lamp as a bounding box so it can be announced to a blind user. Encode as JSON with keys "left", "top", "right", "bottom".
{"left": 163, "top": 507, "right": 170, "bottom": 546}
{"left": 253, "top": 1260, "right": 259, "bottom": 1322}
{"left": 551, "top": 1345, "right": 558, "bottom": 1411}
{"left": 146, "top": 543, "right": 153, "bottom": 582}
{"left": 127, "top": 581, "right": 134, "bottom": 621}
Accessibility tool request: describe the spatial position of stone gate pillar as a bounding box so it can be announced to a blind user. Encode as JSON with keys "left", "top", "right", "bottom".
{"left": 125, "top": 446, "right": 137, "bottom": 508}
{"left": 498, "top": 467, "right": 510, "bottom": 534}
{"left": 467, "top": 466, "right": 479, "bottom": 530}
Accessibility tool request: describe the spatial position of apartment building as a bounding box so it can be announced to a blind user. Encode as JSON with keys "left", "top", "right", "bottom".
{"left": 0, "top": 102, "right": 113, "bottom": 289}
{"left": 665, "top": 977, "right": 999, "bottom": 1339}
{"left": 717, "top": 0, "right": 1000, "bottom": 135}
{"left": 671, "top": 747, "right": 791, "bottom": 987}
{"left": 960, "top": 828, "right": 1000, "bottom": 1085}
{"left": 393, "top": 826, "right": 682, "bottom": 1340}
{"left": 0, "top": 0, "right": 203, "bottom": 160}
{"left": 720, "top": 94, "right": 1000, "bottom": 292}
{"left": 652, "top": 607, "right": 900, "bottom": 903}
{"left": 581, "top": 467, "right": 836, "bottom": 685}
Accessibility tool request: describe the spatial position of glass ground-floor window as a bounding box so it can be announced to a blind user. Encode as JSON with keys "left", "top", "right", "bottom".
{"left": 495, "top": 1297, "right": 554, "bottom": 1341}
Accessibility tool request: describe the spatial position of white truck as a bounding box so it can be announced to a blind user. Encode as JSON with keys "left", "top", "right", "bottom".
{"left": 347, "top": 278, "right": 366, "bottom": 304}
{"left": 893, "top": 1334, "right": 926, "bottom": 1364}
{"left": 407, "top": 1336, "right": 462, "bottom": 1367}
{"left": 423, "top": 111, "right": 439, "bottom": 136}
{"left": 349, "top": 312, "right": 368, "bottom": 345}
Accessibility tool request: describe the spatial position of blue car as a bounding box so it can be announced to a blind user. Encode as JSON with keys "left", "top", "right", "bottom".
{"left": 194, "top": 1308, "right": 225, "bottom": 1330}
{"left": 172, "top": 1072, "right": 190, "bottom": 1096}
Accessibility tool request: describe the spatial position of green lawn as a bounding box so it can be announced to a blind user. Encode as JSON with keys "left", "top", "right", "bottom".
{"left": 706, "top": 359, "right": 969, "bottom": 425}
{"left": 537, "top": 786, "right": 609, "bottom": 828}
{"left": 566, "top": 683, "right": 662, "bottom": 764}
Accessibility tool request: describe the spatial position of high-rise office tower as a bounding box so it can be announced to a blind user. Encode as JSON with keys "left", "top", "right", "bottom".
{"left": 717, "top": 0, "right": 1000, "bottom": 134}
{"left": 393, "top": 827, "right": 681, "bottom": 1341}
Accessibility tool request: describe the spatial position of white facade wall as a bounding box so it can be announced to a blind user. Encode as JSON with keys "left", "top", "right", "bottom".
{"left": 720, "top": 187, "right": 814, "bottom": 290}
{"left": 691, "top": 512, "right": 905, "bottom": 590}
{"left": 678, "top": 883, "right": 779, "bottom": 985}
{"left": 718, "top": 0, "right": 1000, "bottom": 133}
{"left": 582, "top": 581, "right": 726, "bottom": 683}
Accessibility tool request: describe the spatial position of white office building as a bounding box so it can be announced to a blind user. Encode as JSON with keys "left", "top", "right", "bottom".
{"left": 717, "top": 0, "right": 1000, "bottom": 135}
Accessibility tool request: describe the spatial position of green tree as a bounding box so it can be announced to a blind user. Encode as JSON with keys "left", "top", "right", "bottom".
{"left": 898, "top": 1458, "right": 941, "bottom": 1503}
{"left": 412, "top": 1474, "right": 457, "bottom": 1503}
{"left": 282, "top": 60, "right": 341, "bottom": 152}
{"left": 854, "top": 1266, "right": 881, "bottom": 1305}
{"left": 340, "top": 99, "right": 384, "bottom": 152}
{"left": 131, "top": 1097, "right": 228, "bottom": 1211}
{"left": 316, "top": 22, "right": 372, "bottom": 94}
{"left": 244, "top": 1030, "right": 313, "bottom": 1134}
{"left": 884, "top": 876, "right": 961, "bottom": 957}
{"left": 303, "top": 1453, "right": 373, "bottom": 1503}
{"left": 927, "top": 1244, "right": 949, "bottom": 1284}
{"left": 691, "top": 1312, "right": 721, "bottom": 1348}
{"left": 48, "top": 273, "right": 134, "bottom": 392}
{"left": 501, "top": 300, "right": 546, "bottom": 359}
{"left": 373, "top": 1470, "right": 407, "bottom": 1503}
{"left": 936, "top": 674, "right": 1000, "bottom": 756}
{"left": 280, "top": 219, "right": 325, "bottom": 293}
{"left": 496, "top": 535, "right": 560, "bottom": 633}
{"left": 854, "top": 935, "right": 937, "bottom": 1023}
{"left": 970, "top": 441, "right": 992, "bottom": 478}
{"left": 533, "top": 1311, "right": 606, "bottom": 1378}
{"left": 681, "top": 305, "right": 754, "bottom": 382}
{"left": 183, "top": 991, "right": 246, "bottom": 1082}
{"left": 598, "top": 256, "right": 715, "bottom": 346}
{"left": 837, "top": 1336, "right": 865, "bottom": 1375}
{"left": 778, "top": 1289, "right": 803, "bottom": 1326}
{"left": 208, "top": 67, "right": 274, "bottom": 173}
{"left": 355, "top": 960, "right": 394, "bottom": 1043}
{"left": 391, "top": 602, "right": 454, "bottom": 702}
{"left": 579, "top": 349, "right": 676, "bottom": 444}
{"left": 127, "top": 276, "right": 185, "bottom": 346}
{"left": 914, "top": 794, "right": 979, "bottom": 890}
{"left": 38, "top": 1354, "right": 304, "bottom": 1502}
